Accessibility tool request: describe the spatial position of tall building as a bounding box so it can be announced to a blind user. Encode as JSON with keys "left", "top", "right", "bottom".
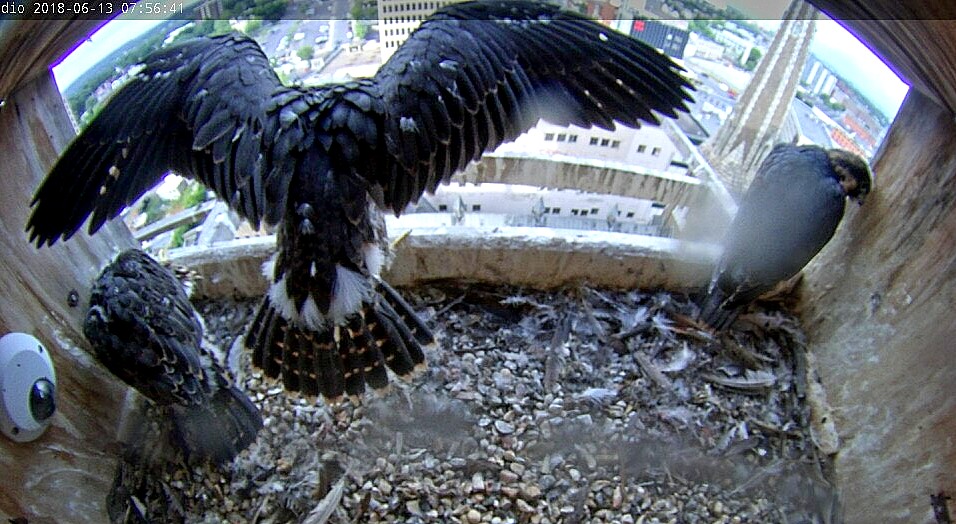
{"left": 495, "top": 120, "right": 684, "bottom": 174}
{"left": 629, "top": 20, "right": 690, "bottom": 59}
{"left": 700, "top": 0, "right": 818, "bottom": 195}
{"left": 802, "top": 57, "right": 838, "bottom": 96}
{"left": 379, "top": 0, "right": 459, "bottom": 63}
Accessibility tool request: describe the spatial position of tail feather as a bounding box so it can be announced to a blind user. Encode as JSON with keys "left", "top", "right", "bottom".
{"left": 698, "top": 288, "right": 740, "bottom": 331}
{"left": 249, "top": 300, "right": 284, "bottom": 378}
{"left": 344, "top": 315, "right": 390, "bottom": 391}
{"left": 245, "top": 286, "right": 431, "bottom": 401}
{"left": 315, "top": 334, "right": 345, "bottom": 400}
{"left": 340, "top": 326, "right": 370, "bottom": 397}
{"left": 368, "top": 298, "right": 424, "bottom": 376}
{"left": 376, "top": 279, "right": 435, "bottom": 346}
{"left": 170, "top": 385, "right": 262, "bottom": 465}
{"left": 296, "top": 329, "right": 320, "bottom": 397}
{"left": 281, "top": 326, "right": 302, "bottom": 392}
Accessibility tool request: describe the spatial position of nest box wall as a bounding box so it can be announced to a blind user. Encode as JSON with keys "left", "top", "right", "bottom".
{"left": 0, "top": 20, "right": 137, "bottom": 523}
{"left": 800, "top": 4, "right": 956, "bottom": 522}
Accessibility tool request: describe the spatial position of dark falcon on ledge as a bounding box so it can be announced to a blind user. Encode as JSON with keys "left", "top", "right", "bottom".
{"left": 85, "top": 249, "right": 262, "bottom": 464}
{"left": 699, "top": 144, "right": 872, "bottom": 330}
{"left": 27, "top": 0, "right": 694, "bottom": 400}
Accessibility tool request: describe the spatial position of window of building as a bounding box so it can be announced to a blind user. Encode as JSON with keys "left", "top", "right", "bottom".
{"left": 651, "top": 202, "right": 666, "bottom": 209}
{"left": 589, "top": 137, "right": 599, "bottom": 146}
{"left": 626, "top": 211, "right": 635, "bottom": 218}
{"left": 544, "top": 133, "right": 555, "bottom": 141}
{"left": 600, "top": 138, "right": 610, "bottom": 147}
{"left": 551, "top": 208, "right": 560, "bottom": 214}
{"left": 571, "top": 209, "right": 580, "bottom": 216}
{"left": 568, "top": 134, "right": 578, "bottom": 143}
{"left": 556, "top": 133, "right": 566, "bottom": 142}
{"left": 611, "top": 140, "right": 620, "bottom": 149}
{"left": 472, "top": 204, "right": 481, "bottom": 211}
{"left": 590, "top": 208, "right": 599, "bottom": 215}
{"left": 438, "top": 204, "right": 448, "bottom": 211}
{"left": 637, "top": 144, "right": 647, "bottom": 153}
{"left": 651, "top": 147, "right": 662, "bottom": 156}
{"left": 544, "top": 207, "right": 551, "bottom": 213}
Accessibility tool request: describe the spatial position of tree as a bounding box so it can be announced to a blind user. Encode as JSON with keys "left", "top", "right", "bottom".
{"left": 353, "top": 19, "right": 369, "bottom": 40}
{"left": 743, "top": 47, "right": 763, "bottom": 71}
{"left": 250, "top": 0, "right": 288, "bottom": 21}
{"left": 244, "top": 19, "right": 262, "bottom": 35}
{"left": 350, "top": 0, "right": 376, "bottom": 40}
{"left": 297, "top": 46, "right": 314, "bottom": 61}
{"left": 689, "top": 18, "right": 720, "bottom": 41}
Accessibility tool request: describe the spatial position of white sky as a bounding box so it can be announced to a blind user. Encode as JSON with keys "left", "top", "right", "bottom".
{"left": 52, "top": 13, "right": 909, "bottom": 119}
{"left": 52, "top": 19, "right": 164, "bottom": 91}
{"left": 810, "top": 19, "right": 908, "bottom": 118}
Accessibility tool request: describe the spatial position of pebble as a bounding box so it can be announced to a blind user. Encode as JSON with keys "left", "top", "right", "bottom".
{"left": 520, "top": 485, "right": 542, "bottom": 500}
{"left": 494, "top": 420, "right": 515, "bottom": 435}
{"left": 119, "top": 289, "right": 828, "bottom": 523}
{"left": 471, "top": 472, "right": 486, "bottom": 493}
{"left": 711, "top": 501, "right": 725, "bottom": 516}
{"left": 466, "top": 509, "right": 482, "bottom": 524}
{"left": 500, "top": 470, "right": 519, "bottom": 483}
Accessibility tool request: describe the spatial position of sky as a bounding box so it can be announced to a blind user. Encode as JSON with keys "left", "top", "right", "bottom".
{"left": 809, "top": 19, "right": 908, "bottom": 118}
{"left": 52, "top": 9, "right": 909, "bottom": 119}
{"left": 52, "top": 18, "right": 165, "bottom": 91}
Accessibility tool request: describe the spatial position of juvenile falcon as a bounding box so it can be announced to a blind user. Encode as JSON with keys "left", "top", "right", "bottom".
{"left": 85, "top": 249, "right": 262, "bottom": 464}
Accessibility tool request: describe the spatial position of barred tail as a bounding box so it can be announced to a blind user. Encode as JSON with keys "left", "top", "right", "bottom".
{"left": 170, "top": 385, "right": 262, "bottom": 465}
{"left": 246, "top": 285, "right": 432, "bottom": 402}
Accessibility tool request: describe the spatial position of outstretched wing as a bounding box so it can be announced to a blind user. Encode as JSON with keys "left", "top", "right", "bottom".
{"left": 27, "top": 34, "right": 290, "bottom": 246}
{"left": 365, "top": 0, "right": 694, "bottom": 212}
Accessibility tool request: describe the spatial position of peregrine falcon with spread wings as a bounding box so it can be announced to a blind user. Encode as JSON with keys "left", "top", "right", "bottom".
{"left": 85, "top": 249, "right": 261, "bottom": 464}
{"left": 28, "top": 1, "right": 694, "bottom": 401}
{"left": 699, "top": 144, "right": 872, "bottom": 330}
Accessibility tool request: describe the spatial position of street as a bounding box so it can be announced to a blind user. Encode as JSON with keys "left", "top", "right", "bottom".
{"left": 255, "top": 0, "right": 355, "bottom": 58}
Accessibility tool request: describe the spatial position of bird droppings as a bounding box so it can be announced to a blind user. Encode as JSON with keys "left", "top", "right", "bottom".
{"left": 111, "top": 283, "right": 839, "bottom": 523}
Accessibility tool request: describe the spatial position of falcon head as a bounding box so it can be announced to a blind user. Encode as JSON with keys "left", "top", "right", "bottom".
{"left": 826, "top": 148, "right": 872, "bottom": 205}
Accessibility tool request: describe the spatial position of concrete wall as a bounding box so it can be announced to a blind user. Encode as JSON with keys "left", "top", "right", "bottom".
{"left": 454, "top": 153, "right": 704, "bottom": 210}
{"left": 171, "top": 229, "right": 718, "bottom": 300}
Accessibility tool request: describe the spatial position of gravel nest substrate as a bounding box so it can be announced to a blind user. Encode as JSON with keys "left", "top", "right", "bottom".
{"left": 111, "top": 283, "right": 840, "bottom": 524}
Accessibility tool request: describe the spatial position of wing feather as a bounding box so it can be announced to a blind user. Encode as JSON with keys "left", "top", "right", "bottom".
{"left": 27, "top": 34, "right": 287, "bottom": 246}
{"left": 364, "top": 0, "right": 694, "bottom": 213}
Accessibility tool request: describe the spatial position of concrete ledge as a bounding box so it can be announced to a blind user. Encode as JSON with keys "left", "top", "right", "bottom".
{"left": 386, "top": 226, "right": 717, "bottom": 291}
{"left": 168, "top": 228, "right": 718, "bottom": 300}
